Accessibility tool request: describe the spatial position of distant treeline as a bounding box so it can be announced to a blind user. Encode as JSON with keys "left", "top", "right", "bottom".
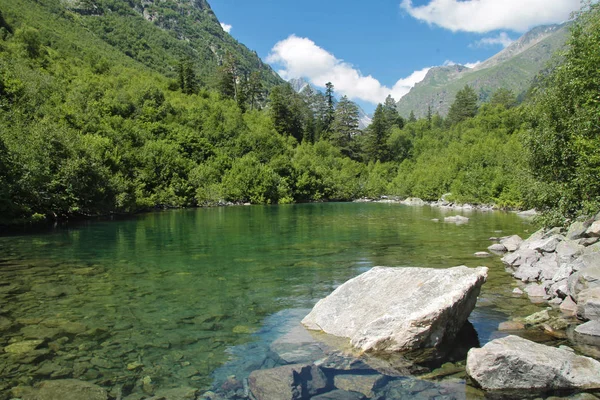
{"left": 0, "top": 1, "right": 598, "bottom": 226}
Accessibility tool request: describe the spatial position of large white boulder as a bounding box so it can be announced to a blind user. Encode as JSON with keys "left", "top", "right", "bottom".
{"left": 302, "top": 266, "right": 487, "bottom": 352}
{"left": 466, "top": 335, "right": 600, "bottom": 391}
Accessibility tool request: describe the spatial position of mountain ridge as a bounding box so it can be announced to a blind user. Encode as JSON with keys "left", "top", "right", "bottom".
{"left": 396, "top": 22, "right": 570, "bottom": 118}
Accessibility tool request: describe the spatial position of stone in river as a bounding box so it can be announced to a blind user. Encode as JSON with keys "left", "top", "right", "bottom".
{"left": 270, "top": 325, "right": 329, "bottom": 364}
{"left": 444, "top": 215, "right": 469, "bottom": 224}
{"left": 466, "top": 335, "right": 600, "bottom": 391}
{"left": 302, "top": 266, "right": 488, "bottom": 352}
{"left": 575, "top": 321, "right": 600, "bottom": 338}
{"left": 487, "top": 243, "right": 507, "bottom": 253}
{"left": 333, "top": 374, "right": 386, "bottom": 398}
{"left": 13, "top": 379, "right": 108, "bottom": 400}
{"left": 248, "top": 364, "right": 328, "bottom": 400}
{"left": 4, "top": 340, "right": 44, "bottom": 355}
{"left": 311, "top": 390, "right": 366, "bottom": 400}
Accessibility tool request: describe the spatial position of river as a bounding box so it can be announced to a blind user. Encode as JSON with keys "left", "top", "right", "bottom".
{"left": 0, "top": 203, "right": 547, "bottom": 398}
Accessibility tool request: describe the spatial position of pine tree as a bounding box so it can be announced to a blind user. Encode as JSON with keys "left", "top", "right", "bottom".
{"left": 382, "top": 95, "right": 404, "bottom": 129}
{"left": 362, "top": 104, "right": 389, "bottom": 162}
{"left": 446, "top": 85, "right": 478, "bottom": 125}
{"left": 217, "top": 53, "right": 238, "bottom": 100}
{"left": 331, "top": 96, "right": 360, "bottom": 157}
{"left": 322, "top": 82, "right": 335, "bottom": 137}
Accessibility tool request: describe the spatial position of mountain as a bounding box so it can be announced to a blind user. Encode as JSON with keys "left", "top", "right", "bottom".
{"left": 288, "top": 78, "right": 372, "bottom": 129}
{"left": 396, "top": 23, "right": 570, "bottom": 118}
{"left": 55, "top": 0, "right": 283, "bottom": 89}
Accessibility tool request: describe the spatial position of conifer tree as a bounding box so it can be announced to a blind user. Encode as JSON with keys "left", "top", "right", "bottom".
{"left": 446, "top": 85, "right": 478, "bottom": 125}
{"left": 331, "top": 96, "right": 360, "bottom": 157}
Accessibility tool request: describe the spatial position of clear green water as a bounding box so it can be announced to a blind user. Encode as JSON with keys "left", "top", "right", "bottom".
{"left": 0, "top": 203, "right": 542, "bottom": 397}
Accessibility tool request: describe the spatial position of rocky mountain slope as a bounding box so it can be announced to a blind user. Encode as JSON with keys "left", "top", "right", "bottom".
{"left": 58, "top": 0, "right": 283, "bottom": 89}
{"left": 396, "top": 23, "right": 570, "bottom": 118}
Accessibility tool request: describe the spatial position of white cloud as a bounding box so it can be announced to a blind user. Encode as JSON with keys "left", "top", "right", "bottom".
{"left": 400, "top": 0, "right": 580, "bottom": 33}
{"left": 220, "top": 23, "right": 232, "bottom": 33}
{"left": 464, "top": 61, "right": 481, "bottom": 69}
{"left": 472, "top": 32, "right": 514, "bottom": 48}
{"left": 267, "top": 35, "right": 430, "bottom": 104}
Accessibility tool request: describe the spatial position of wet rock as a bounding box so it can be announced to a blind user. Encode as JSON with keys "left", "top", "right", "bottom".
{"left": 575, "top": 321, "right": 600, "bottom": 338}
{"left": 248, "top": 364, "right": 328, "bottom": 400}
{"left": 17, "top": 379, "right": 108, "bottom": 400}
{"left": 127, "top": 361, "right": 144, "bottom": 371}
{"left": 553, "top": 264, "right": 574, "bottom": 283}
{"left": 550, "top": 279, "right": 569, "bottom": 299}
{"left": 311, "top": 389, "right": 366, "bottom": 400}
{"left": 0, "top": 316, "right": 13, "bottom": 332}
{"left": 42, "top": 319, "right": 88, "bottom": 335}
{"left": 488, "top": 243, "right": 507, "bottom": 253}
{"left": 444, "top": 215, "right": 469, "bottom": 224}
{"left": 4, "top": 340, "right": 44, "bottom": 355}
{"left": 20, "top": 325, "right": 62, "bottom": 340}
{"left": 152, "top": 386, "right": 199, "bottom": 400}
{"left": 466, "top": 335, "right": 600, "bottom": 391}
{"left": 512, "top": 288, "right": 524, "bottom": 295}
{"left": 501, "top": 235, "right": 523, "bottom": 252}
{"left": 302, "top": 266, "right": 488, "bottom": 352}
{"left": 474, "top": 252, "right": 491, "bottom": 258}
{"left": 90, "top": 356, "right": 113, "bottom": 369}
{"left": 141, "top": 376, "right": 155, "bottom": 395}
{"left": 333, "top": 374, "right": 386, "bottom": 398}
{"left": 270, "top": 325, "right": 329, "bottom": 364}
{"left": 31, "top": 283, "right": 78, "bottom": 298}
{"left": 523, "top": 310, "right": 551, "bottom": 326}
{"left": 498, "top": 321, "right": 525, "bottom": 331}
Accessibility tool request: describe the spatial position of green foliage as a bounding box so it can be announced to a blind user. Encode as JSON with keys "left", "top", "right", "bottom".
{"left": 524, "top": 2, "right": 600, "bottom": 222}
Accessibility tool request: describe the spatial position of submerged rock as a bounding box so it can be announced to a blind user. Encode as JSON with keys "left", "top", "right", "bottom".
{"left": 302, "top": 266, "right": 488, "bottom": 352}
{"left": 13, "top": 379, "right": 108, "bottom": 400}
{"left": 444, "top": 215, "right": 469, "bottom": 224}
{"left": 466, "top": 335, "right": 600, "bottom": 391}
{"left": 248, "top": 364, "right": 328, "bottom": 400}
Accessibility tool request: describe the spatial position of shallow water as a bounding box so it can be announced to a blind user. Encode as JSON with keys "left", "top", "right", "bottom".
{"left": 0, "top": 203, "right": 549, "bottom": 398}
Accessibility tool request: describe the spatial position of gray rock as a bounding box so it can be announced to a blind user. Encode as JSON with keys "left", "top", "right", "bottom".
{"left": 577, "top": 287, "right": 600, "bottom": 321}
{"left": 568, "top": 261, "right": 600, "bottom": 302}
{"left": 524, "top": 283, "right": 547, "bottom": 299}
{"left": 466, "top": 335, "right": 600, "bottom": 391}
{"left": 550, "top": 279, "right": 569, "bottom": 299}
{"left": 512, "top": 288, "right": 524, "bottom": 295}
{"left": 567, "top": 220, "right": 593, "bottom": 240}
{"left": 520, "top": 228, "right": 545, "bottom": 249}
{"left": 402, "top": 197, "right": 426, "bottom": 206}
{"left": 576, "top": 321, "right": 600, "bottom": 338}
{"left": 538, "top": 253, "right": 560, "bottom": 281}
{"left": 16, "top": 379, "right": 108, "bottom": 400}
{"left": 488, "top": 243, "right": 507, "bottom": 253}
{"left": 513, "top": 264, "right": 541, "bottom": 283}
{"left": 580, "top": 237, "right": 600, "bottom": 246}
{"left": 527, "top": 235, "right": 563, "bottom": 253}
{"left": 584, "top": 242, "right": 600, "bottom": 255}
{"left": 560, "top": 296, "right": 578, "bottom": 315}
{"left": 556, "top": 240, "right": 585, "bottom": 262}
{"left": 500, "top": 235, "right": 523, "bottom": 252}
{"left": 502, "top": 248, "right": 540, "bottom": 268}
{"left": 553, "top": 263, "right": 574, "bottom": 283}
{"left": 302, "top": 266, "right": 487, "bottom": 352}
{"left": 474, "top": 252, "right": 492, "bottom": 258}
{"left": 248, "top": 364, "right": 327, "bottom": 400}
{"left": 586, "top": 221, "right": 600, "bottom": 237}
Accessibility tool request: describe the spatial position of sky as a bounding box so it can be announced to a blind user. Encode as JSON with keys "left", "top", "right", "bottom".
{"left": 210, "top": 0, "right": 581, "bottom": 112}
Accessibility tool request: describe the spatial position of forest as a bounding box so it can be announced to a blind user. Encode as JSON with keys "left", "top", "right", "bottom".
{"left": 0, "top": 0, "right": 598, "bottom": 226}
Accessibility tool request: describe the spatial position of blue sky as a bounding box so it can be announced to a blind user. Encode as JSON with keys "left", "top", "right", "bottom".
{"left": 210, "top": 0, "right": 580, "bottom": 112}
